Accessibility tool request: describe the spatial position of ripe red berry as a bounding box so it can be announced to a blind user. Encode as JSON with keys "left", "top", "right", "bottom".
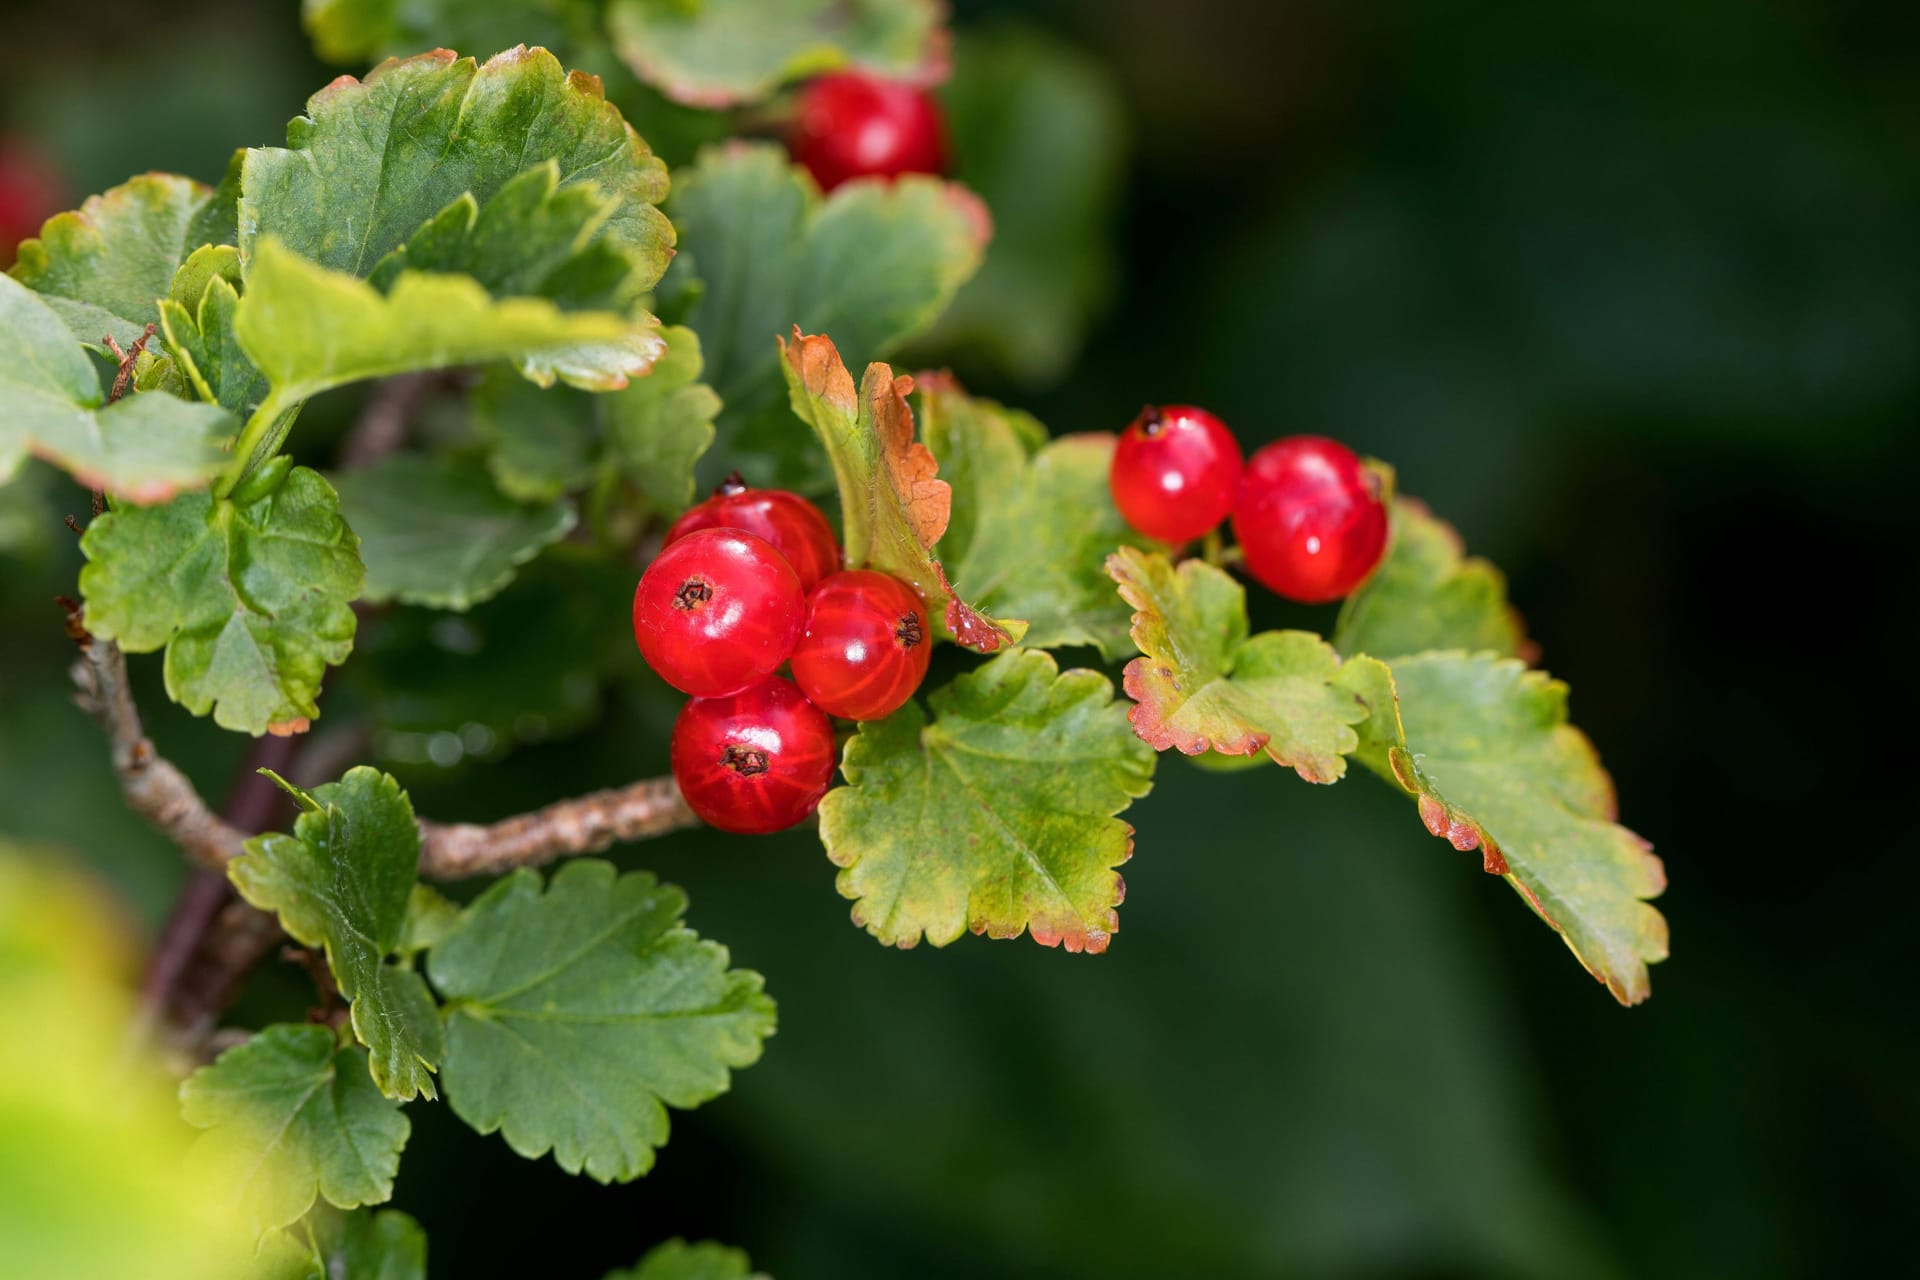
{"left": 672, "top": 677, "right": 837, "bottom": 834}
{"left": 788, "top": 71, "right": 946, "bottom": 192}
{"left": 1109, "top": 405, "right": 1244, "bottom": 543}
{"left": 789, "top": 570, "right": 931, "bottom": 721}
{"left": 665, "top": 477, "right": 841, "bottom": 592}
{"left": 633, "top": 528, "right": 804, "bottom": 697}
{"left": 1232, "top": 435, "right": 1388, "bottom": 603}
{"left": 0, "top": 140, "right": 63, "bottom": 269}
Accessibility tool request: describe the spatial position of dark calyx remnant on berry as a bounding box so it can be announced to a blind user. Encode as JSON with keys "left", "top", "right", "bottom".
{"left": 717, "top": 470, "right": 748, "bottom": 496}
{"left": 674, "top": 578, "right": 714, "bottom": 610}
{"left": 722, "top": 744, "right": 770, "bottom": 776}
{"left": 894, "top": 612, "right": 925, "bottom": 648}
{"left": 1135, "top": 404, "right": 1165, "bottom": 437}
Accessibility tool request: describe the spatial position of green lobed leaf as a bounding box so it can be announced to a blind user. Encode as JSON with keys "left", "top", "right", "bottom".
{"left": 241, "top": 47, "right": 672, "bottom": 287}
{"left": 180, "top": 1025, "right": 409, "bottom": 1235}
{"left": 920, "top": 374, "right": 1162, "bottom": 657}
{"left": 333, "top": 454, "right": 577, "bottom": 611}
{"left": 1334, "top": 498, "right": 1530, "bottom": 662}
{"left": 909, "top": 27, "right": 1126, "bottom": 385}
{"left": 8, "top": 172, "right": 220, "bottom": 350}
{"left": 475, "top": 325, "right": 719, "bottom": 510}
{"left": 1107, "top": 547, "right": 1370, "bottom": 783}
{"left": 229, "top": 768, "right": 442, "bottom": 1100}
{"left": 395, "top": 885, "right": 462, "bottom": 959}
{"left": 668, "top": 143, "right": 986, "bottom": 488}
{"left": 256, "top": 1208, "right": 427, "bottom": 1280}
{"left": 426, "top": 860, "right": 777, "bottom": 1183}
{"left": 304, "top": 0, "right": 590, "bottom": 69}
{"left": 236, "top": 236, "right": 665, "bottom": 412}
{"left": 1339, "top": 651, "right": 1669, "bottom": 1004}
{"left": 608, "top": 1238, "right": 765, "bottom": 1280}
{"left": 607, "top": 0, "right": 942, "bottom": 106}
{"left": 159, "top": 245, "right": 269, "bottom": 418}
{"left": 0, "top": 274, "right": 235, "bottom": 502}
{"left": 781, "top": 332, "right": 1019, "bottom": 650}
{"left": 78, "top": 463, "right": 362, "bottom": 735}
{"left": 820, "top": 647, "right": 1156, "bottom": 953}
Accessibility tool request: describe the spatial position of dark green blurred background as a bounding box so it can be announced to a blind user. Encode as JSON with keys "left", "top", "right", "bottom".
{"left": 2, "top": 1, "right": 1915, "bottom": 1275}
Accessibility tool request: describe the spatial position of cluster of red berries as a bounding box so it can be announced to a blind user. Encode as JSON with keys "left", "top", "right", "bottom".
{"left": 634, "top": 479, "right": 933, "bottom": 834}
{"left": 1109, "top": 406, "right": 1389, "bottom": 603}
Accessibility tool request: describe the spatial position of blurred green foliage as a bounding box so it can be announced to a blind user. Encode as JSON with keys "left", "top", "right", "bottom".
{"left": 1, "top": 0, "right": 1913, "bottom": 1276}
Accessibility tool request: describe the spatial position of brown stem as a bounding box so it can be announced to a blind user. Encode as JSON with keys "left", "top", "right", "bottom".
{"left": 338, "top": 372, "right": 439, "bottom": 471}
{"left": 418, "top": 776, "right": 700, "bottom": 880}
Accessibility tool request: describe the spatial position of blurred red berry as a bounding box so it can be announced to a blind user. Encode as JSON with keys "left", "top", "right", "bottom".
{"left": 788, "top": 71, "right": 946, "bottom": 191}
{"left": 0, "top": 139, "right": 64, "bottom": 269}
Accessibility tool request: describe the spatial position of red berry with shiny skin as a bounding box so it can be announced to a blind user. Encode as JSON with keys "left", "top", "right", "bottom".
{"left": 672, "top": 677, "right": 837, "bottom": 834}
{"left": 1232, "top": 435, "right": 1388, "bottom": 603}
{"left": 665, "top": 478, "right": 841, "bottom": 591}
{"left": 788, "top": 71, "right": 946, "bottom": 192}
{"left": 1109, "top": 405, "right": 1244, "bottom": 543}
{"left": 790, "top": 570, "right": 931, "bottom": 721}
{"left": 633, "top": 529, "right": 804, "bottom": 697}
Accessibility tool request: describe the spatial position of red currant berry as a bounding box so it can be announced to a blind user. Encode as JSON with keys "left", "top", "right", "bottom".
{"left": 1109, "top": 405, "right": 1244, "bottom": 543}
{"left": 788, "top": 72, "right": 946, "bottom": 192}
{"left": 633, "top": 528, "right": 804, "bottom": 697}
{"left": 1232, "top": 435, "right": 1388, "bottom": 603}
{"left": 664, "top": 476, "right": 841, "bottom": 592}
{"left": 672, "top": 676, "right": 837, "bottom": 834}
{"left": 0, "top": 139, "right": 63, "bottom": 269}
{"left": 789, "top": 570, "right": 932, "bottom": 721}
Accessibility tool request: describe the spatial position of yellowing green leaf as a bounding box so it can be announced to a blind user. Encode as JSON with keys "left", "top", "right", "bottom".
{"left": 1107, "top": 547, "right": 1369, "bottom": 783}
{"left": 180, "top": 1024, "right": 409, "bottom": 1235}
{"left": 236, "top": 237, "right": 664, "bottom": 411}
{"left": 9, "top": 172, "right": 220, "bottom": 350}
{"left": 334, "top": 454, "right": 576, "bottom": 611}
{"left": 607, "top": 0, "right": 941, "bottom": 106}
{"left": 920, "top": 375, "right": 1161, "bottom": 657}
{"left": 0, "top": 845, "right": 252, "bottom": 1280}
{"left": 427, "top": 860, "right": 776, "bottom": 1183}
{"left": 0, "top": 275, "right": 234, "bottom": 502}
{"left": 78, "top": 463, "right": 362, "bottom": 735}
{"left": 1334, "top": 498, "right": 1530, "bottom": 661}
{"left": 230, "top": 768, "right": 442, "bottom": 1100}
{"left": 821, "top": 648, "right": 1156, "bottom": 954}
{"left": 781, "top": 332, "right": 1019, "bottom": 650}
{"left": 1341, "top": 652, "right": 1669, "bottom": 1004}
{"left": 256, "top": 1208, "right": 426, "bottom": 1280}
{"left": 667, "top": 144, "right": 985, "bottom": 488}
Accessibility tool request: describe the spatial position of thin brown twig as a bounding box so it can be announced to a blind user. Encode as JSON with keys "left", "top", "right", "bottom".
{"left": 338, "top": 371, "right": 440, "bottom": 470}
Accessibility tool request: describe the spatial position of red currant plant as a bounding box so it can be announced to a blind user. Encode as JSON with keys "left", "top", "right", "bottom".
{"left": 0, "top": 7, "right": 1665, "bottom": 1277}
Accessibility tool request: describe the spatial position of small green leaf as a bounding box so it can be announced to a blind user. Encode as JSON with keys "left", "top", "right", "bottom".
{"left": 1107, "top": 547, "right": 1369, "bottom": 782}
{"left": 476, "top": 325, "right": 720, "bottom": 511}
{"left": 256, "top": 1208, "right": 427, "bottom": 1280}
{"left": 396, "top": 885, "right": 462, "bottom": 959}
{"left": 821, "top": 648, "right": 1155, "bottom": 953}
{"left": 781, "top": 332, "right": 1019, "bottom": 651}
{"left": 242, "top": 47, "right": 672, "bottom": 286}
{"left": 236, "top": 237, "right": 665, "bottom": 411}
{"left": 0, "top": 275, "right": 234, "bottom": 502}
{"left": 910, "top": 28, "right": 1126, "bottom": 384}
{"left": 78, "top": 464, "right": 362, "bottom": 735}
{"left": 333, "top": 454, "right": 577, "bottom": 611}
{"left": 920, "top": 376, "right": 1161, "bottom": 657}
{"left": 180, "top": 1025, "right": 409, "bottom": 1235}
{"left": 8, "top": 172, "right": 220, "bottom": 350}
{"left": 1340, "top": 652, "right": 1669, "bottom": 1004}
{"left": 230, "top": 768, "right": 441, "bottom": 1100}
{"left": 160, "top": 246, "right": 268, "bottom": 418}
{"left": 427, "top": 860, "right": 777, "bottom": 1183}
{"left": 668, "top": 144, "right": 985, "bottom": 487}
{"left": 607, "top": 0, "right": 941, "bottom": 106}
{"left": 607, "top": 1238, "right": 764, "bottom": 1280}
{"left": 1334, "top": 498, "right": 1530, "bottom": 661}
